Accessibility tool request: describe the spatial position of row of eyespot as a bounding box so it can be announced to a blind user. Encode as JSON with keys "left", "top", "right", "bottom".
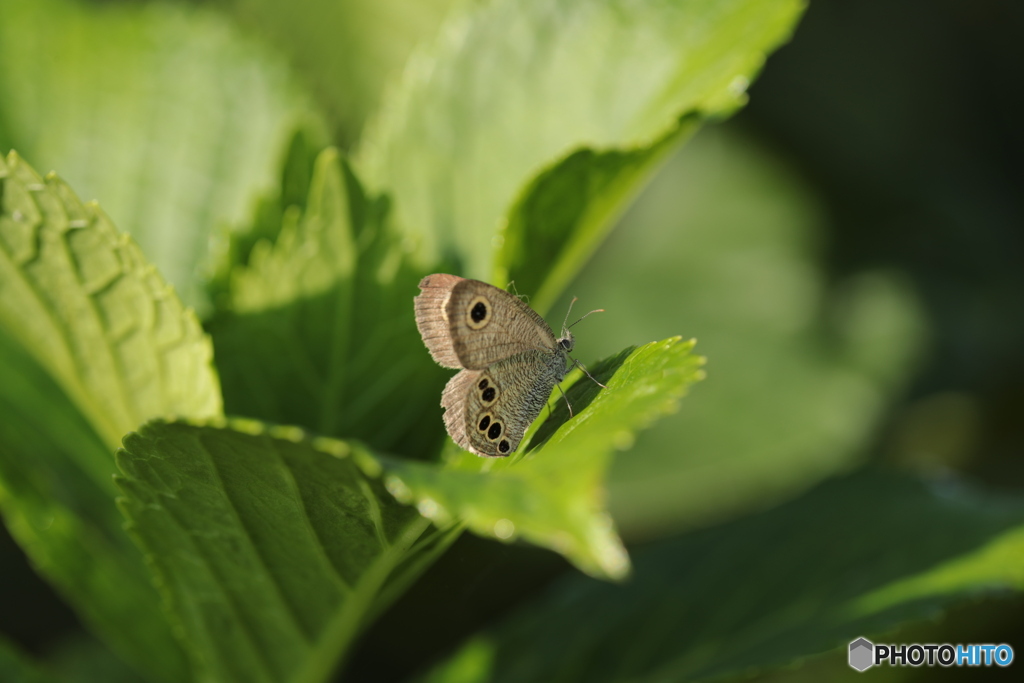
{"left": 477, "top": 413, "right": 510, "bottom": 453}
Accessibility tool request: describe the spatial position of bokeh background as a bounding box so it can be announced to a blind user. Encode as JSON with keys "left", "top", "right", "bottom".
{"left": 1, "top": 0, "right": 1021, "bottom": 680}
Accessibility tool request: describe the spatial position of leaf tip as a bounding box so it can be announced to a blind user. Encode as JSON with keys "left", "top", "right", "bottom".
{"left": 119, "top": 431, "right": 145, "bottom": 452}
{"left": 600, "top": 541, "right": 632, "bottom": 582}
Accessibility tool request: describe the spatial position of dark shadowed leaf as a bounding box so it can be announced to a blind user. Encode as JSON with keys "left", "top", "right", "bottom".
{"left": 423, "top": 470, "right": 1024, "bottom": 683}
{"left": 0, "top": 638, "right": 65, "bottom": 683}
{"left": 208, "top": 149, "right": 449, "bottom": 457}
{"left": 116, "top": 420, "right": 457, "bottom": 683}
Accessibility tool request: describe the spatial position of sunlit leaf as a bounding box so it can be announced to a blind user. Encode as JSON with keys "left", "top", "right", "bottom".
{"left": 359, "top": 0, "right": 805, "bottom": 281}
{"left": 0, "top": 152, "right": 221, "bottom": 447}
{"left": 383, "top": 338, "right": 705, "bottom": 579}
{"left": 0, "top": 152, "right": 222, "bottom": 681}
{"left": 215, "top": 0, "right": 456, "bottom": 142}
{"left": 0, "top": 0, "right": 323, "bottom": 309}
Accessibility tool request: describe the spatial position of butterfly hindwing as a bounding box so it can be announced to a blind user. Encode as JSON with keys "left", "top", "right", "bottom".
{"left": 440, "top": 368, "right": 484, "bottom": 451}
{"left": 460, "top": 350, "right": 567, "bottom": 457}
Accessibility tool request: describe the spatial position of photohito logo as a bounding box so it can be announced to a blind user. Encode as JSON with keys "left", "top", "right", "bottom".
{"left": 848, "top": 637, "right": 1014, "bottom": 671}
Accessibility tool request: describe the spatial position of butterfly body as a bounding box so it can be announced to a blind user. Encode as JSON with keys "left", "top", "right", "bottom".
{"left": 415, "top": 274, "right": 572, "bottom": 457}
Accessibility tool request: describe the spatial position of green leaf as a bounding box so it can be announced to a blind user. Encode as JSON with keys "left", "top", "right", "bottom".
{"left": 358, "top": 0, "right": 806, "bottom": 280}
{"left": 0, "top": 152, "right": 222, "bottom": 448}
{"left": 494, "top": 119, "right": 697, "bottom": 316}
{"left": 46, "top": 634, "right": 149, "bottom": 683}
{"left": 115, "top": 420, "right": 455, "bottom": 683}
{"left": 382, "top": 337, "right": 705, "bottom": 580}
{"left": 423, "top": 470, "right": 1024, "bottom": 683}
{"left": 215, "top": 0, "right": 457, "bottom": 142}
{"left": 0, "top": 331, "right": 190, "bottom": 683}
{"left": 206, "top": 127, "right": 325, "bottom": 310}
{"left": 208, "top": 148, "right": 449, "bottom": 455}
{"left": 0, "top": 638, "right": 63, "bottom": 683}
{"left": 571, "top": 127, "right": 927, "bottom": 537}
{"left": 0, "top": 152, "right": 224, "bottom": 681}
{"left": 0, "top": 0, "right": 324, "bottom": 309}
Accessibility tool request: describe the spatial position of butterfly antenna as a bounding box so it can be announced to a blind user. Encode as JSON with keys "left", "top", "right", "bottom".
{"left": 561, "top": 296, "right": 578, "bottom": 333}
{"left": 568, "top": 308, "right": 605, "bottom": 330}
{"left": 561, "top": 297, "right": 604, "bottom": 334}
{"left": 573, "top": 357, "right": 608, "bottom": 389}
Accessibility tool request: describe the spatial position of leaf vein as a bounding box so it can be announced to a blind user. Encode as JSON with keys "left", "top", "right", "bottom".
{"left": 275, "top": 446, "right": 356, "bottom": 596}
{"left": 197, "top": 432, "right": 315, "bottom": 644}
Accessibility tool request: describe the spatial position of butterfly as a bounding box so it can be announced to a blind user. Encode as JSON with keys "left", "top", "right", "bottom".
{"left": 414, "top": 274, "right": 601, "bottom": 456}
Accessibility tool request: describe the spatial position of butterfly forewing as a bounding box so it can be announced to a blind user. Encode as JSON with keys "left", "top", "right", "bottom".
{"left": 443, "top": 277, "right": 557, "bottom": 369}
{"left": 414, "top": 274, "right": 465, "bottom": 369}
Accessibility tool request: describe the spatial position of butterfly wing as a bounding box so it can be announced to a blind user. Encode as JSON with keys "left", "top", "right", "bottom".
{"left": 440, "top": 368, "right": 484, "bottom": 451}
{"left": 442, "top": 349, "right": 567, "bottom": 457}
{"left": 415, "top": 274, "right": 557, "bottom": 370}
{"left": 414, "top": 274, "right": 467, "bottom": 369}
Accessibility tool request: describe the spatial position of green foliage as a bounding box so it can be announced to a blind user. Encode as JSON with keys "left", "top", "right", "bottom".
{"left": 423, "top": 470, "right": 1024, "bottom": 682}
{"left": 0, "top": 0, "right": 1018, "bottom": 682}
{"left": 0, "top": 153, "right": 222, "bottom": 446}
{"left": 212, "top": 0, "right": 457, "bottom": 144}
{"left": 574, "top": 129, "right": 927, "bottom": 537}
{"left": 0, "top": 638, "right": 62, "bottom": 683}
{"left": 496, "top": 121, "right": 697, "bottom": 315}
{"left": 208, "top": 149, "right": 449, "bottom": 456}
{"left": 0, "top": 0, "right": 323, "bottom": 310}
{"left": 210, "top": 142, "right": 704, "bottom": 582}
{"left": 358, "top": 0, "right": 805, "bottom": 285}
{"left": 384, "top": 338, "right": 705, "bottom": 579}
{"left": 116, "top": 420, "right": 453, "bottom": 682}
{"left": 0, "top": 152, "right": 217, "bottom": 682}
{"left": 0, "top": 328, "right": 190, "bottom": 683}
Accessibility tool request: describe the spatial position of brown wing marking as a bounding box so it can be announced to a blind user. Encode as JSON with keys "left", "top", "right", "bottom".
{"left": 440, "top": 368, "right": 484, "bottom": 452}
{"left": 414, "top": 273, "right": 464, "bottom": 368}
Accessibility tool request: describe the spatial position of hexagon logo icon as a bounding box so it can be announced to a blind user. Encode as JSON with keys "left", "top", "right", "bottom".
{"left": 849, "top": 637, "right": 874, "bottom": 671}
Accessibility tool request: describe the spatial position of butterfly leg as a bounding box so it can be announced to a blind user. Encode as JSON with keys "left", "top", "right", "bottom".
{"left": 555, "top": 381, "right": 574, "bottom": 418}
{"left": 572, "top": 357, "right": 608, "bottom": 390}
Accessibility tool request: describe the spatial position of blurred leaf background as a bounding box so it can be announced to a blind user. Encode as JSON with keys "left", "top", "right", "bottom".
{"left": 1, "top": 0, "right": 1022, "bottom": 681}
